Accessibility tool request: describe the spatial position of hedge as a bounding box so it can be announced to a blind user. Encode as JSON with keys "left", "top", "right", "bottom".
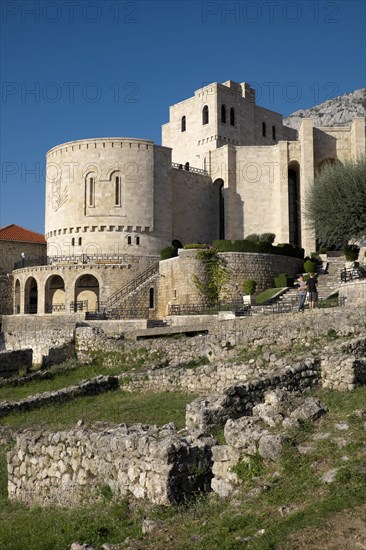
{"left": 213, "top": 240, "right": 304, "bottom": 259}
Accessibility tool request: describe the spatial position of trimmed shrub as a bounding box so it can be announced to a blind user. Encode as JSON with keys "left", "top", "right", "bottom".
{"left": 212, "top": 240, "right": 304, "bottom": 259}
{"left": 274, "top": 273, "right": 295, "bottom": 288}
{"left": 245, "top": 233, "right": 261, "bottom": 243}
{"left": 343, "top": 244, "right": 360, "bottom": 262}
{"left": 242, "top": 279, "right": 257, "bottom": 295}
{"left": 258, "top": 232, "right": 276, "bottom": 244}
{"left": 303, "top": 260, "right": 316, "bottom": 273}
{"left": 160, "top": 246, "right": 178, "bottom": 260}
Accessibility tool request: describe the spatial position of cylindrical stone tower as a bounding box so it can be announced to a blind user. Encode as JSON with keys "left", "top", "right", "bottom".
{"left": 45, "top": 138, "right": 172, "bottom": 258}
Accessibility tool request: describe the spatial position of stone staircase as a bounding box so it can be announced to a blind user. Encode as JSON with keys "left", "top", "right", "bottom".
{"left": 267, "top": 255, "right": 346, "bottom": 311}
{"left": 103, "top": 263, "right": 160, "bottom": 318}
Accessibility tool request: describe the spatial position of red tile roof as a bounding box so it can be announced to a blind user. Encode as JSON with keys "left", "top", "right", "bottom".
{"left": 0, "top": 224, "right": 46, "bottom": 244}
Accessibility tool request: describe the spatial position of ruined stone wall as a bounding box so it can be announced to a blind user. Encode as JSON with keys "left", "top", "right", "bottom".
{"left": 7, "top": 424, "right": 213, "bottom": 507}
{"left": 1, "top": 314, "right": 79, "bottom": 365}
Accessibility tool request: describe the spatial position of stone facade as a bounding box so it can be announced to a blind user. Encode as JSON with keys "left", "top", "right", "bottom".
{"left": 10, "top": 79, "right": 365, "bottom": 320}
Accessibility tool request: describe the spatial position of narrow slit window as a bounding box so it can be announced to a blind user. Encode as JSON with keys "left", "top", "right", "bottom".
{"left": 181, "top": 116, "right": 186, "bottom": 132}
{"left": 262, "top": 122, "right": 266, "bottom": 137}
{"left": 89, "top": 177, "right": 94, "bottom": 206}
{"left": 230, "top": 107, "right": 235, "bottom": 126}
{"left": 272, "top": 125, "right": 276, "bottom": 140}
{"left": 221, "top": 105, "right": 226, "bottom": 123}
{"left": 115, "top": 176, "right": 121, "bottom": 206}
{"left": 127, "top": 236, "right": 132, "bottom": 245}
{"left": 202, "top": 105, "right": 209, "bottom": 125}
{"left": 136, "top": 236, "right": 140, "bottom": 245}
{"left": 78, "top": 237, "right": 82, "bottom": 246}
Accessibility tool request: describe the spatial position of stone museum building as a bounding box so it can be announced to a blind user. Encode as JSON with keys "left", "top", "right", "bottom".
{"left": 10, "top": 80, "right": 366, "bottom": 318}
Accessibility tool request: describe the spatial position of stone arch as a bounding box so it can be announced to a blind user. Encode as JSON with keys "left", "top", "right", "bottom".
{"left": 24, "top": 276, "right": 38, "bottom": 314}
{"left": 14, "top": 279, "right": 20, "bottom": 314}
{"left": 172, "top": 239, "right": 183, "bottom": 249}
{"left": 84, "top": 168, "right": 99, "bottom": 210}
{"left": 45, "top": 274, "right": 65, "bottom": 314}
{"left": 288, "top": 161, "right": 301, "bottom": 247}
{"left": 74, "top": 274, "right": 100, "bottom": 312}
{"left": 317, "top": 158, "right": 341, "bottom": 173}
{"left": 107, "top": 169, "right": 123, "bottom": 207}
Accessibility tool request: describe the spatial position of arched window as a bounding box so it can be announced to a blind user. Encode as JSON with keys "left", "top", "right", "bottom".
{"left": 230, "top": 107, "right": 235, "bottom": 126}
{"left": 202, "top": 105, "right": 209, "bottom": 125}
{"left": 71, "top": 238, "right": 75, "bottom": 247}
{"left": 115, "top": 175, "right": 121, "bottom": 206}
{"left": 89, "top": 177, "right": 94, "bottom": 206}
{"left": 184, "top": 162, "right": 190, "bottom": 171}
{"left": 78, "top": 237, "right": 82, "bottom": 246}
{"left": 221, "top": 105, "right": 226, "bottom": 123}
{"left": 181, "top": 116, "right": 186, "bottom": 132}
{"left": 262, "top": 122, "right": 266, "bottom": 137}
{"left": 136, "top": 236, "right": 140, "bottom": 245}
{"left": 272, "top": 125, "right": 276, "bottom": 140}
{"left": 127, "top": 236, "right": 132, "bottom": 245}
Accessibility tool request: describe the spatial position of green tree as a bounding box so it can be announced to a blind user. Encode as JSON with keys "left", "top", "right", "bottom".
{"left": 306, "top": 156, "right": 366, "bottom": 246}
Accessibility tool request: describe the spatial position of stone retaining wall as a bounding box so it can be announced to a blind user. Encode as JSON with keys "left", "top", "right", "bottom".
{"left": 156, "top": 250, "right": 303, "bottom": 318}
{"left": 7, "top": 424, "right": 214, "bottom": 507}
{"left": 339, "top": 279, "right": 366, "bottom": 305}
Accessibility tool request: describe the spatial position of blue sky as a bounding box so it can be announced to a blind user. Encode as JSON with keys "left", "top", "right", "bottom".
{"left": 1, "top": 0, "right": 365, "bottom": 234}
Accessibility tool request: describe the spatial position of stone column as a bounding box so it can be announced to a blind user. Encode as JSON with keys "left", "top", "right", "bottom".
{"left": 299, "top": 119, "right": 316, "bottom": 255}
{"left": 351, "top": 118, "right": 366, "bottom": 160}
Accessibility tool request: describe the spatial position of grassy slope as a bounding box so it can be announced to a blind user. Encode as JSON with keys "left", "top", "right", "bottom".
{"left": 0, "top": 337, "right": 365, "bottom": 549}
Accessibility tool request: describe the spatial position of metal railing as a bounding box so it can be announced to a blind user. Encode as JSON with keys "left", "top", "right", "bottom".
{"left": 107, "top": 263, "right": 159, "bottom": 307}
{"left": 171, "top": 162, "right": 208, "bottom": 175}
{"left": 69, "top": 300, "right": 88, "bottom": 312}
{"left": 340, "top": 267, "right": 366, "bottom": 283}
{"left": 45, "top": 303, "right": 66, "bottom": 313}
{"left": 14, "top": 254, "right": 134, "bottom": 269}
{"left": 168, "top": 301, "right": 252, "bottom": 316}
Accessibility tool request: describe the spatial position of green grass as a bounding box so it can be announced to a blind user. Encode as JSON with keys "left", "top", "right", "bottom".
{"left": 0, "top": 349, "right": 164, "bottom": 403}
{"left": 255, "top": 287, "right": 283, "bottom": 305}
{"left": 0, "top": 353, "right": 365, "bottom": 549}
{"left": 0, "top": 390, "right": 195, "bottom": 430}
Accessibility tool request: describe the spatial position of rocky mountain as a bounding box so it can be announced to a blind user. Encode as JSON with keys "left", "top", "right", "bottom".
{"left": 284, "top": 88, "right": 366, "bottom": 130}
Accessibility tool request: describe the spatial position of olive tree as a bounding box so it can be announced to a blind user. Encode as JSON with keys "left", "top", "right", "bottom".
{"left": 306, "top": 155, "right": 366, "bottom": 246}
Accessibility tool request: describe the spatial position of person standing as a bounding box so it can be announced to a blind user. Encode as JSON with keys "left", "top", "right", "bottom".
{"left": 297, "top": 274, "right": 307, "bottom": 312}
{"left": 306, "top": 273, "right": 318, "bottom": 311}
